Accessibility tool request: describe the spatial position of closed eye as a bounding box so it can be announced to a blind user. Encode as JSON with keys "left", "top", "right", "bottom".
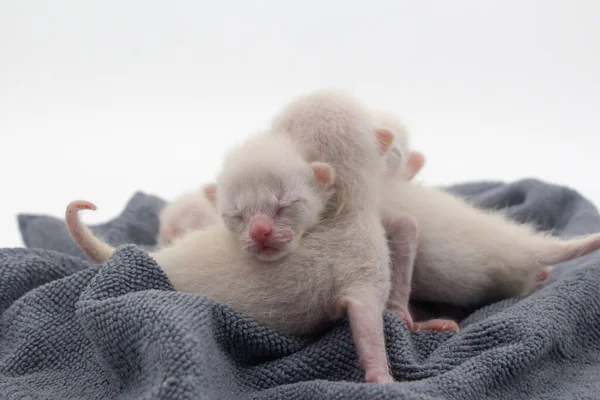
{"left": 275, "top": 204, "right": 287, "bottom": 217}
{"left": 276, "top": 199, "right": 305, "bottom": 216}
{"left": 223, "top": 212, "right": 243, "bottom": 222}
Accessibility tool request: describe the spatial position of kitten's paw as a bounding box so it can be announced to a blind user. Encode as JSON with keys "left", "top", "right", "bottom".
{"left": 531, "top": 266, "right": 554, "bottom": 292}
{"left": 413, "top": 318, "right": 459, "bottom": 332}
{"left": 360, "top": 359, "right": 394, "bottom": 384}
{"left": 365, "top": 371, "right": 395, "bottom": 384}
{"left": 536, "top": 266, "right": 553, "bottom": 283}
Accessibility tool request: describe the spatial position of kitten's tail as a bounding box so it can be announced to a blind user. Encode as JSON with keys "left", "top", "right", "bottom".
{"left": 65, "top": 200, "right": 115, "bottom": 263}
{"left": 535, "top": 232, "right": 600, "bottom": 266}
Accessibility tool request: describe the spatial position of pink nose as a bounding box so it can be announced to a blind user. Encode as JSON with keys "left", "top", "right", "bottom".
{"left": 249, "top": 216, "right": 272, "bottom": 245}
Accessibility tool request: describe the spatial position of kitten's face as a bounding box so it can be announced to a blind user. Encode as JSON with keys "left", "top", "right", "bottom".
{"left": 218, "top": 162, "right": 334, "bottom": 262}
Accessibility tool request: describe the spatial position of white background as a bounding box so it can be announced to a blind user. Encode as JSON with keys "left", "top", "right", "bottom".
{"left": 1, "top": 1, "right": 599, "bottom": 247}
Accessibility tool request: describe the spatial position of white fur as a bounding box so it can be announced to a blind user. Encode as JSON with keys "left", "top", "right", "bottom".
{"left": 66, "top": 135, "right": 342, "bottom": 336}
{"left": 381, "top": 140, "right": 600, "bottom": 307}
{"left": 216, "top": 133, "right": 334, "bottom": 262}
{"left": 272, "top": 90, "right": 386, "bottom": 214}
{"left": 267, "top": 90, "right": 392, "bottom": 318}
{"left": 66, "top": 90, "right": 395, "bottom": 383}
{"left": 370, "top": 109, "right": 411, "bottom": 177}
{"left": 157, "top": 187, "right": 220, "bottom": 246}
{"left": 371, "top": 109, "right": 425, "bottom": 181}
{"left": 269, "top": 90, "right": 395, "bottom": 382}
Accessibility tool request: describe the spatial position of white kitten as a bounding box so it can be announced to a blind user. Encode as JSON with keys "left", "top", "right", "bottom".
{"left": 157, "top": 184, "right": 220, "bottom": 246}
{"left": 217, "top": 133, "right": 334, "bottom": 262}
{"left": 370, "top": 109, "right": 425, "bottom": 180}
{"left": 379, "top": 121, "right": 600, "bottom": 325}
{"left": 369, "top": 109, "right": 445, "bottom": 330}
{"left": 269, "top": 89, "right": 397, "bottom": 383}
{"left": 66, "top": 134, "right": 335, "bottom": 336}
{"left": 66, "top": 90, "right": 398, "bottom": 384}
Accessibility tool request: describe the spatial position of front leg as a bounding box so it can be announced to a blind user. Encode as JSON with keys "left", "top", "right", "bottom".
{"left": 382, "top": 212, "right": 418, "bottom": 330}
{"left": 337, "top": 292, "right": 393, "bottom": 384}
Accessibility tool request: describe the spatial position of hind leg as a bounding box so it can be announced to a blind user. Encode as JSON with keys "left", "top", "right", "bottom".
{"left": 382, "top": 212, "right": 418, "bottom": 330}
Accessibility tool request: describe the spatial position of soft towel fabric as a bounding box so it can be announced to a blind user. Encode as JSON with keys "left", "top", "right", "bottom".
{"left": 2, "top": 179, "right": 599, "bottom": 399}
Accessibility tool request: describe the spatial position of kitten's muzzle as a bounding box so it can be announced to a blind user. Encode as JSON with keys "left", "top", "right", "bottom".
{"left": 249, "top": 215, "right": 272, "bottom": 250}
{"left": 247, "top": 215, "right": 294, "bottom": 255}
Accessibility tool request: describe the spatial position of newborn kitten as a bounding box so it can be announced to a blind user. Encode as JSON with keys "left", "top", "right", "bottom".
{"left": 381, "top": 151, "right": 600, "bottom": 312}
{"left": 67, "top": 90, "right": 400, "bottom": 383}
{"left": 268, "top": 89, "right": 398, "bottom": 383}
{"left": 66, "top": 135, "right": 336, "bottom": 335}
{"left": 370, "top": 109, "right": 452, "bottom": 330}
{"left": 370, "top": 109, "right": 425, "bottom": 180}
{"left": 271, "top": 102, "right": 428, "bottom": 333}
{"left": 157, "top": 184, "right": 220, "bottom": 246}
{"left": 372, "top": 109, "right": 600, "bottom": 329}
{"left": 216, "top": 134, "right": 335, "bottom": 262}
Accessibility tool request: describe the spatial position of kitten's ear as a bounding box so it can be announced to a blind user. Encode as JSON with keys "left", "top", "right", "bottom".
{"left": 375, "top": 128, "right": 394, "bottom": 154}
{"left": 310, "top": 162, "right": 335, "bottom": 189}
{"left": 407, "top": 151, "right": 425, "bottom": 180}
{"left": 203, "top": 183, "right": 217, "bottom": 205}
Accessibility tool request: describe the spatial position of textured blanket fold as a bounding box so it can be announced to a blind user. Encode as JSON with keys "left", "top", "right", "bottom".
{"left": 2, "top": 179, "right": 600, "bottom": 399}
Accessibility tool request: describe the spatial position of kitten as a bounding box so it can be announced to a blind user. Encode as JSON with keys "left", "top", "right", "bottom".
{"left": 370, "top": 110, "right": 453, "bottom": 330}
{"left": 66, "top": 135, "right": 336, "bottom": 337}
{"left": 370, "top": 109, "right": 425, "bottom": 180}
{"left": 67, "top": 90, "right": 401, "bottom": 383}
{"left": 266, "top": 89, "right": 400, "bottom": 383}
{"left": 157, "top": 184, "right": 220, "bottom": 246}
{"left": 379, "top": 116, "right": 600, "bottom": 314}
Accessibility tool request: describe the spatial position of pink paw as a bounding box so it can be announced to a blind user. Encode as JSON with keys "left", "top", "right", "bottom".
{"left": 537, "top": 266, "right": 553, "bottom": 282}
{"left": 413, "top": 318, "right": 459, "bottom": 332}
{"left": 532, "top": 266, "right": 554, "bottom": 292}
{"left": 536, "top": 267, "right": 549, "bottom": 282}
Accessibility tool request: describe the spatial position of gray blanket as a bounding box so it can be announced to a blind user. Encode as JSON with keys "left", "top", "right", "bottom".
{"left": 3, "top": 179, "right": 600, "bottom": 399}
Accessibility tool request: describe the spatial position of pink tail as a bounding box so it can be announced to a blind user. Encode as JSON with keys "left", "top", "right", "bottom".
{"left": 65, "top": 200, "right": 115, "bottom": 263}
{"left": 539, "top": 232, "right": 600, "bottom": 265}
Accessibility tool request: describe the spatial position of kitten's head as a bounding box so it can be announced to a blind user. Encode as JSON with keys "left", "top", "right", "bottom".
{"left": 158, "top": 184, "right": 219, "bottom": 246}
{"left": 217, "top": 134, "right": 335, "bottom": 262}
{"left": 370, "top": 109, "right": 425, "bottom": 179}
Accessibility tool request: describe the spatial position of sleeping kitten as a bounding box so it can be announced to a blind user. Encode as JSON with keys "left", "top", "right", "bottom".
{"left": 157, "top": 184, "right": 220, "bottom": 246}
{"left": 66, "top": 90, "right": 401, "bottom": 383}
